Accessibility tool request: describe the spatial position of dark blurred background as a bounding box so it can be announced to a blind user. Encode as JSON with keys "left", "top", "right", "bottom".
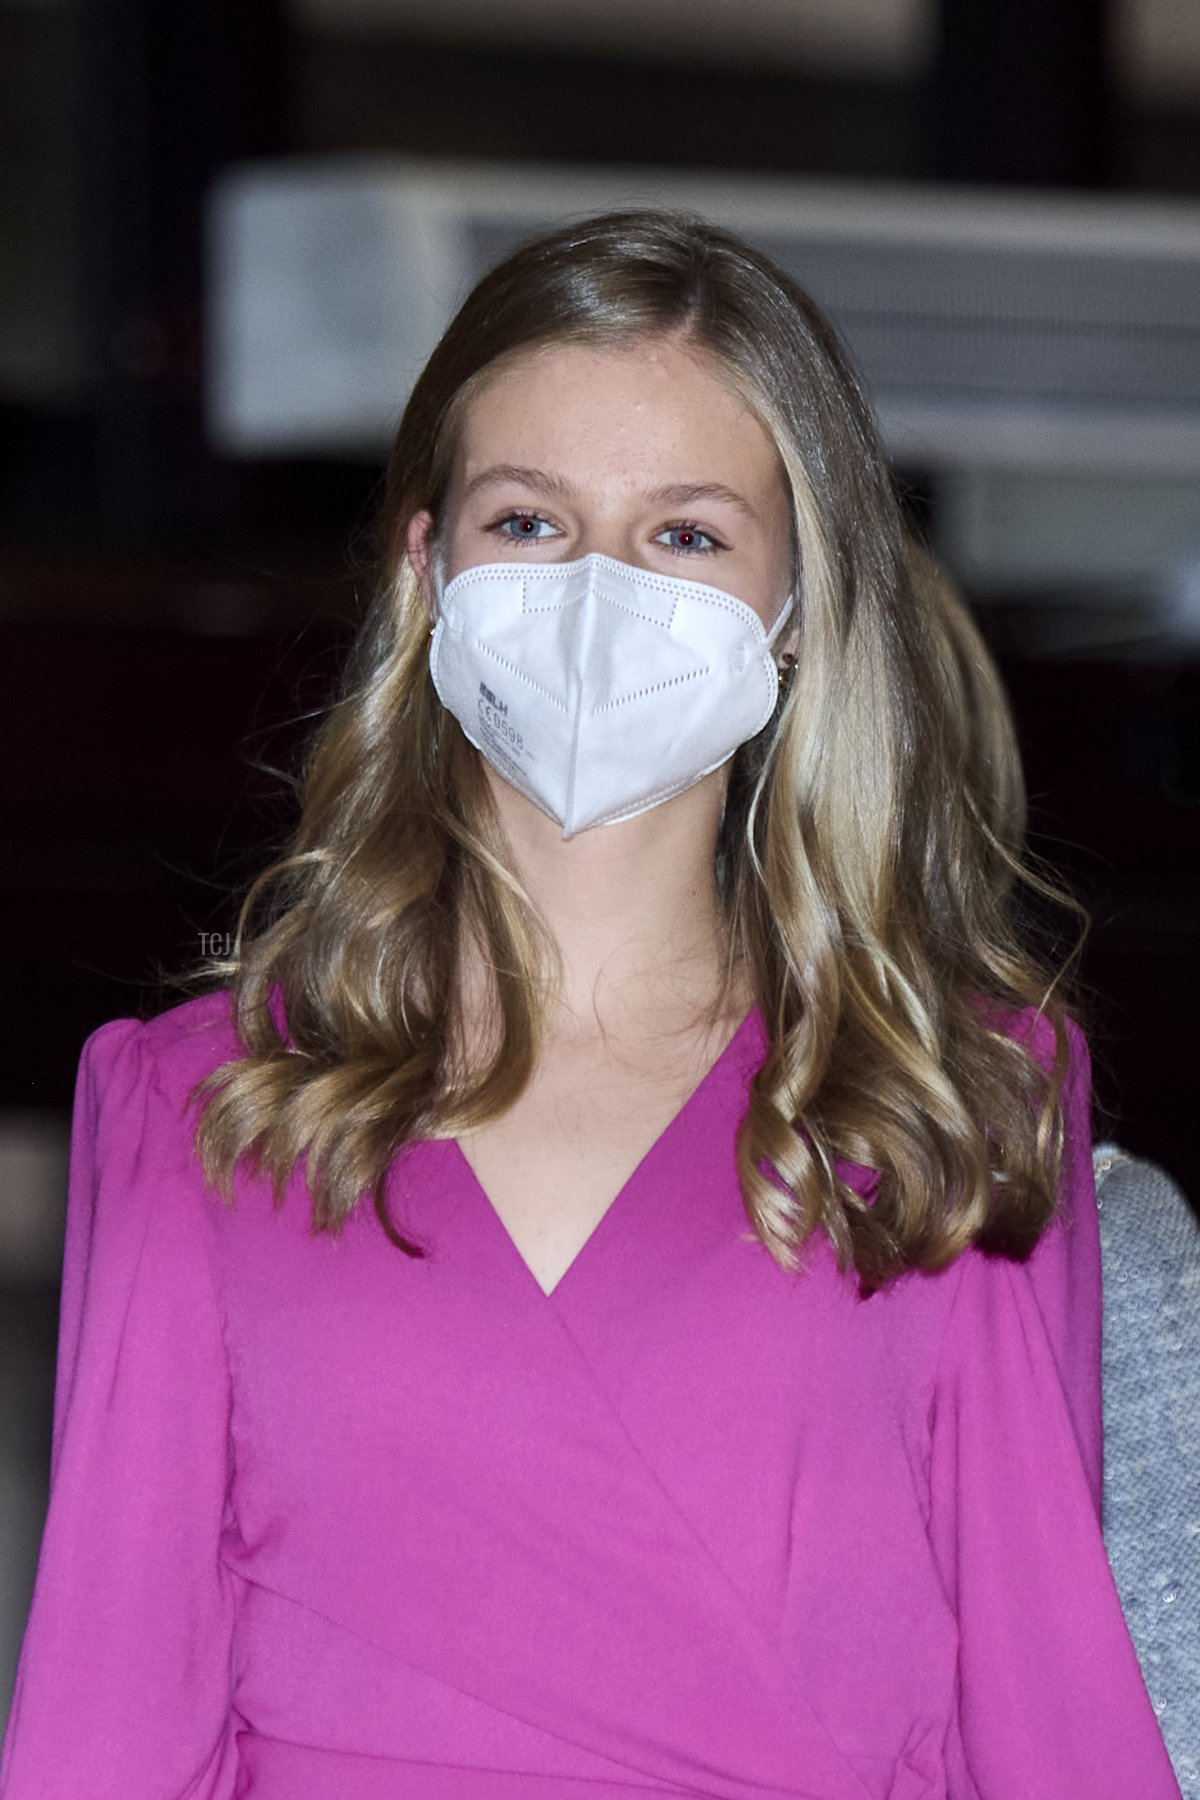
{"left": 2, "top": 0, "right": 1199, "bottom": 1715}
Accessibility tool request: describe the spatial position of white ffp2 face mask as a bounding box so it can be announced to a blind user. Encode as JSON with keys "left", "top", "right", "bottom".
{"left": 428, "top": 552, "right": 793, "bottom": 838}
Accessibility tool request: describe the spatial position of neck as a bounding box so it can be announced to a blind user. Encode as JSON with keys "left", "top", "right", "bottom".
{"left": 480, "top": 765, "right": 746, "bottom": 1047}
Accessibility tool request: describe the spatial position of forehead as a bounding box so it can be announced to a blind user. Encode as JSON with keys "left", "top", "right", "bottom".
{"left": 451, "top": 334, "right": 784, "bottom": 494}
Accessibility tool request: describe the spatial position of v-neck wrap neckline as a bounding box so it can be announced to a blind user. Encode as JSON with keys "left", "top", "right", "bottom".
{"left": 447, "top": 1003, "right": 770, "bottom": 1304}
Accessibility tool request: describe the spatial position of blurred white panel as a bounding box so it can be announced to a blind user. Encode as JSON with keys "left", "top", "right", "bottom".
{"left": 939, "top": 468, "right": 1200, "bottom": 588}
{"left": 206, "top": 156, "right": 1200, "bottom": 608}
{"left": 205, "top": 155, "right": 1200, "bottom": 471}
{"left": 0, "top": 1113, "right": 67, "bottom": 1282}
{"left": 288, "top": 0, "right": 932, "bottom": 77}
{"left": 207, "top": 164, "right": 471, "bottom": 455}
{"left": 1116, "top": 0, "right": 1200, "bottom": 101}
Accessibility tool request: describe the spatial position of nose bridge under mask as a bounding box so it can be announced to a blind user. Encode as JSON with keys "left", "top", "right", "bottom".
{"left": 566, "top": 559, "right": 698, "bottom": 727}
{"left": 436, "top": 548, "right": 787, "bottom": 641}
{"left": 578, "top": 554, "right": 681, "bottom": 631}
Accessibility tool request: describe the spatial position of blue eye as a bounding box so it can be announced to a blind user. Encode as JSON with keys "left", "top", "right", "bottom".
{"left": 496, "top": 513, "right": 555, "bottom": 541}
{"left": 657, "top": 524, "right": 718, "bottom": 555}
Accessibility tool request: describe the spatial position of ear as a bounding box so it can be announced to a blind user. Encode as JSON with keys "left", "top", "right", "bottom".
{"left": 406, "top": 509, "right": 438, "bottom": 623}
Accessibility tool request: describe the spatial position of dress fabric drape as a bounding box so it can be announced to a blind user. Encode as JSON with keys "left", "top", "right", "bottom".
{"left": 0, "top": 991, "right": 1184, "bottom": 1798}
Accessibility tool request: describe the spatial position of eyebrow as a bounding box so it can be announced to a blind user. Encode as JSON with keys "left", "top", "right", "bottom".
{"left": 460, "top": 465, "right": 761, "bottom": 521}
{"left": 461, "top": 465, "right": 577, "bottom": 504}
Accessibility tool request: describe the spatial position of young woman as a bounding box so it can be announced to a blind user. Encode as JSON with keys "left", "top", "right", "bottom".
{"left": 1, "top": 212, "right": 1183, "bottom": 1799}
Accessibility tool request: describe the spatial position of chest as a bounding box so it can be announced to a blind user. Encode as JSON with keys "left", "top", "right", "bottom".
{"left": 215, "top": 1144, "right": 953, "bottom": 1797}
{"left": 216, "top": 1127, "right": 951, "bottom": 1786}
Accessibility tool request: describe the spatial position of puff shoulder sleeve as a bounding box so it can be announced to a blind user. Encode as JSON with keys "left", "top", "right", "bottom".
{"left": 928, "top": 1016, "right": 1183, "bottom": 1797}
{"left": 0, "top": 1018, "right": 239, "bottom": 1799}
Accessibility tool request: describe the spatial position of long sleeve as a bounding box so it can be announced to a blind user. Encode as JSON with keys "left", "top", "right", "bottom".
{"left": 928, "top": 1017, "right": 1184, "bottom": 1797}
{"left": 0, "top": 1019, "right": 239, "bottom": 1799}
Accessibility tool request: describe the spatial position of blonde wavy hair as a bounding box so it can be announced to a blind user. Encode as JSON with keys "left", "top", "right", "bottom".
{"left": 184, "top": 209, "right": 1086, "bottom": 1295}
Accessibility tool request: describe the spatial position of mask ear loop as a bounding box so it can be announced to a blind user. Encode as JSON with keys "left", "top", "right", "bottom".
{"left": 765, "top": 593, "right": 798, "bottom": 686}
{"left": 426, "top": 540, "right": 449, "bottom": 628}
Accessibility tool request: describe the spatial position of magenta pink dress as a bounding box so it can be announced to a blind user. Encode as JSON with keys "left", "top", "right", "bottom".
{"left": 0, "top": 991, "right": 1183, "bottom": 1798}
